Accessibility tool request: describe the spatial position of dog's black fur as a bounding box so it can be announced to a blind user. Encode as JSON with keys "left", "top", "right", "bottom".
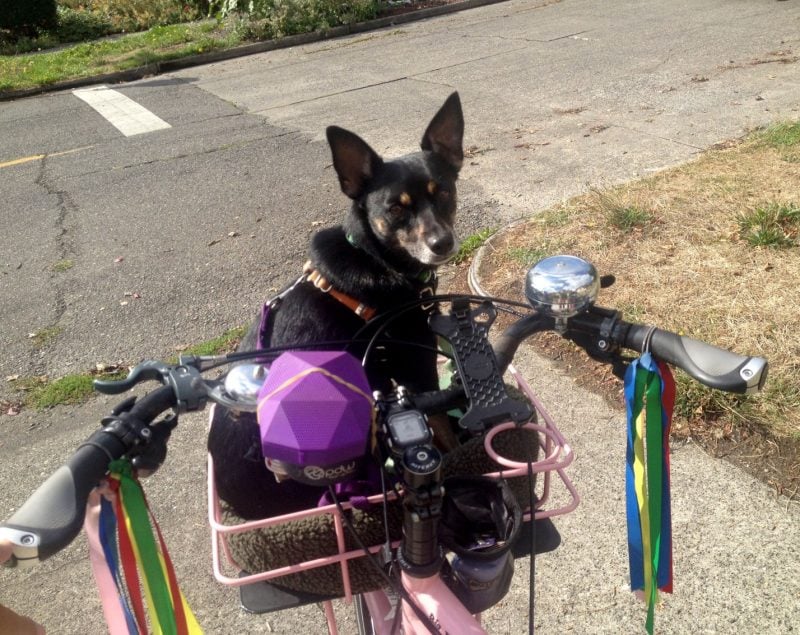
{"left": 208, "top": 93, "right": 464, "bottom": 520}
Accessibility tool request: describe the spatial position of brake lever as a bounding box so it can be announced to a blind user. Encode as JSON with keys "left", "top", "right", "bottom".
{"left": 93, "top": 360, "right": 208, "bottom": 413}
{"left": 93, "top": 360, "right": 175, "bottom": 394}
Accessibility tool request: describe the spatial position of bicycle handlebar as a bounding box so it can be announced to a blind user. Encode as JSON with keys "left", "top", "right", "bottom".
{"left": 0, "top": 290, "right": 768, "bottom": 565}
{"left": 565, "top": 310, "right": 768, "bottom": 394}
{"left": 621, "top": 323, "right": 767, "bottom": 393}
{"left": 408, "top": 385, "right": 468, "bottom": 415}
{"left": 0, "top": 386, "right": 177, "bottom": 566}
{"left": 491, "top": 309, "right": 767, "bottom": 394}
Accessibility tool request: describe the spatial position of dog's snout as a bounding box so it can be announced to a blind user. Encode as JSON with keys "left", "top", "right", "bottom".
{"left": 427, "top": 233, "right": 455, "bottom": 256}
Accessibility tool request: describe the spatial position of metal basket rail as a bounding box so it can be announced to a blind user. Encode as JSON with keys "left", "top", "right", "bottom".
{"left": 208, "top": 366, "right": 580, "bottom": 603}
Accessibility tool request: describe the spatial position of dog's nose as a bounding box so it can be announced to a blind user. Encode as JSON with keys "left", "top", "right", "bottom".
{"left": 427, "top": 233, "right": 455, "bottom": 256}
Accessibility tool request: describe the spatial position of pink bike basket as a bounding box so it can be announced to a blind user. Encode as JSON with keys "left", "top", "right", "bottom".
{"left": 208, "top": 364, "right": 579, "bottom": 603}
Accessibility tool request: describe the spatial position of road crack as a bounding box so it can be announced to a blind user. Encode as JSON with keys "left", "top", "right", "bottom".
{"left": 32, "top": 155, "right": 79, "bottom": 347}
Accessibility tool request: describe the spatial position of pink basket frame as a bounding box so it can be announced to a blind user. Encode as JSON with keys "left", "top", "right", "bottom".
{"left": 208, "top": 363, "right": 580, "bottom": 605}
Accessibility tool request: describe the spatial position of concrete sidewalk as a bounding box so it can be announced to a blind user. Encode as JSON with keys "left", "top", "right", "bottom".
{"left": 173, "top": 0, "right": 800, "bottom": 225}
{"left": 1, "top": 0, "right": 799, "bottom": 633}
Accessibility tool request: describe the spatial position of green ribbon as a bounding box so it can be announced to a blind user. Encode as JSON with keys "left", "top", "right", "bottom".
{"left": 110, "top": 458, "right": 178, "bottom": 635}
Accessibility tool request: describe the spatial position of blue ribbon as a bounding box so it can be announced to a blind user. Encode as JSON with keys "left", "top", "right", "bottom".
{"left": 99, "top": 496, "right": 140, "bottom": 634}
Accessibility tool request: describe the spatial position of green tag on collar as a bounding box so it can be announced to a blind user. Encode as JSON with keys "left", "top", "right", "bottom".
{"left": 418, "top": 269, "right": 434, "bottom": 283}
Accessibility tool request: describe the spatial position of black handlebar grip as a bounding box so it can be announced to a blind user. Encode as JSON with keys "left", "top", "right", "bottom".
{"left": 624, "top": 325, "right": 768, "bottom": 394}
{"left": 0, "top": 433, "right": 126, "bottom": 564}
{"left": 0, "top": 386, "right": 177, "bottom": 566}
{"left": 126, "top": 385, "right": 179, "bottom": 423}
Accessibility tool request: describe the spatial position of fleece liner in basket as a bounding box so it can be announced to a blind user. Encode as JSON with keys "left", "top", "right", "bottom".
{"left": 221, "top": 426, "right": 540, "bottom": 597}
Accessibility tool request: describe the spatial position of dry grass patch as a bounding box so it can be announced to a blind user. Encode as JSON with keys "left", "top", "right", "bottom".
{"left": 482, "top": 123, "right": 800, "bottom": 448}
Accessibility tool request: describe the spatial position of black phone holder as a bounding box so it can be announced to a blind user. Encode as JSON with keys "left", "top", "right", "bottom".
{"left": 430, "top": 299, "right": 532, "bottom": 432}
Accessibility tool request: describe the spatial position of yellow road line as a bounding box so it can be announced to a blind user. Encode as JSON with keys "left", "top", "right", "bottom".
{"left": 0, "top": 145, "right": 94, "bottom": 169}
{"left": 50, "top": 145, "right": 94, "bottom": 158}
{"left": 0, "top": 154, "right": 45, "bottom": 169}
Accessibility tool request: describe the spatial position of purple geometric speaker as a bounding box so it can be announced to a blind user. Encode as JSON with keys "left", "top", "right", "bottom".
{"left": 257, "top": 351, "right": 373, "bottom": 485}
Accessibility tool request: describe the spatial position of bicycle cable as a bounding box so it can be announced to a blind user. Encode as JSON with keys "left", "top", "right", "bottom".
{"left": 352, "top": 293, "right": 535, "bottom": 369}
{"left": 528, "top": 459, "right": 536, "bottom": 635}
{"left": 328, "top": 485, "right": 440, "bottom": 635}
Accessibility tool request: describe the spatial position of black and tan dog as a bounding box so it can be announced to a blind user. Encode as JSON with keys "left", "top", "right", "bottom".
{"left": 208, "top": 93, "right": 465, "bottom": 520}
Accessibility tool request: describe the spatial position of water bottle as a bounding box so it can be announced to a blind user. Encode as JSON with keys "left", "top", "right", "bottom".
{"left": 443, "top": 548, "right": 515, "bottom": 614}
{"left": 439, "top": 475, "right": 521, "bottom": 613}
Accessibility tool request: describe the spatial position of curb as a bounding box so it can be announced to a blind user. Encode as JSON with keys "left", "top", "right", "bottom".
{"left": 467, "top": 218, "right": 529, "bottom": 297}
{"left": 0, "top": 0, "right": 508, "bottom": 102}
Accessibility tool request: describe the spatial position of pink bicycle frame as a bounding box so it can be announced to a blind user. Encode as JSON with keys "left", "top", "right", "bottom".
{"left": 208, "top": 363, "right": 579, "bottom": 635}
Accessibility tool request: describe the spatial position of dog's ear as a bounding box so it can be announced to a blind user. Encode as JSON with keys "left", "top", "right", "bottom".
{"left": 420, "top": 92, "right": 464, "bottom": 171}
{"left": 326, "top": 126, "right": 384, "bottom": 199}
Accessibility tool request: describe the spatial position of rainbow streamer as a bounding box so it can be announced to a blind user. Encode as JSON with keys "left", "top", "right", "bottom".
{"left": 95, "top": 459, "right": 203, "bottom": 635}
{"left": 624, "top": 352, "right": 675, "bottom": 635}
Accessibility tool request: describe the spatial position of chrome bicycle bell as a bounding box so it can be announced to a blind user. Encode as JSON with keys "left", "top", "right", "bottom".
{"left": 224, "top": 364, "right": 269, "bottom": 407}
{"left": 525, "top": 255, "right": 600, "bottom": 328}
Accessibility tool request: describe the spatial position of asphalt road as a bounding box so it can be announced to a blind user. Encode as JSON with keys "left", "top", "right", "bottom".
{"left": 1, "top": 0, "right": 799, "bottom": 633}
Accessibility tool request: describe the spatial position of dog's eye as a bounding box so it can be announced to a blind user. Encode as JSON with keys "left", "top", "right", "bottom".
{"left": 389, "top": 204, "right": 406, "bottom": 216}
{"left": 437, "top": 188, "right": 451, "bottom": 201}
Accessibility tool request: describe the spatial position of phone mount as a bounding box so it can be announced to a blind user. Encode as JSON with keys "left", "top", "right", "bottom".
{"left": 430, "top": 299, "right": 532, "bottom": 432}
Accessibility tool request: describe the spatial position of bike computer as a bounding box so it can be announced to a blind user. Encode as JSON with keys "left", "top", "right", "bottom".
{"left": 385, "top": 410, "right": 432, "bottom": 450}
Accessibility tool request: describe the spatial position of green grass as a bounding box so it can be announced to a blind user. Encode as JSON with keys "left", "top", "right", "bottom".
{"left": 52, "top": 259, "right": 74, "bottom": 272}
{"left": 759, "top": 376, "right": 800, "bottom": 429}
{"left": 672, "top": 370, "right": 747, "bottom": 424}
{"left": 757, "top": 121, "right": 800, "bottom": 149}
{"left": 174, "top": 325, "right": 248, "bottom": 357}
{"left": 607, "top": 205, "right": 652, "bottom": 232}
{"left": 0, "top": 22, "right": 240, "bottom": 91}
{"left": 453, "top": 228, "right": 496, "bottom": 264}
{"left": 0, "top": 1, "right": 206, "bottom": 55}
{"left": 540, "top": 207, "right": 573, "bottom": 228}
{"left": 27, "top": 374, "right": 95, "bottom": 408}
{"left": 738, "top": 202, "right": 800, "bottom": 248}
{"left": 230, "top": 0, "right": 381, "bottom": 40}
{"left": 587, "top": 187, "right": 654, "bottom": 233}
{"left": 506, "top": 236, "right": 570, "bottom": 267}
{"left": 17, "top": 370, "right": 126, "bottom": 409}
{"left": 755, "top": 120, "right": 800, "bottom": 162}
{"left": 0, "top": 0, "right": 385, "bottom": 93}
{"left": 615, "top": 301, "right": 648, "bottom": 324}
{"left": 508, "top": 246, "right": 550, "bottom": 267}
{"left": 13, "top": 326, "right": 246, "bottom": 410}
{"left": 29, "top": 325, "right": 63, "bottom": 348}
